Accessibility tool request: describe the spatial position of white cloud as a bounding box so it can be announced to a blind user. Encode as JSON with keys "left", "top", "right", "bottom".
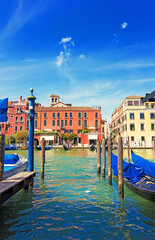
{"left": 0, "top": 0, "right": 50, "bottom": 40}
{"left": 121, "top": 22, "right": 128, "bottom": 29}
{"left": 56, "top": 36, "right": 75, "bottom": 67}
{"left": 78, "top": 54, "right": 85, "bottom": 59}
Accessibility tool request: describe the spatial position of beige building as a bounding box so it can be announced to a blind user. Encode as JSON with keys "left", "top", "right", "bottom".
{"left": 111, "top": 95, "right": 155, "bottom": 148}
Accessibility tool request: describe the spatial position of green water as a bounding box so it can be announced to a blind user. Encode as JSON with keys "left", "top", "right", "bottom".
{"left": 0, "top": 149, "right": 155, "bottom": 240}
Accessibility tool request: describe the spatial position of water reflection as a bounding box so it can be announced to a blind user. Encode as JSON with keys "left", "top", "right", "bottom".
{"left": 0, "top": 149, "right": 155, "bottom": 239}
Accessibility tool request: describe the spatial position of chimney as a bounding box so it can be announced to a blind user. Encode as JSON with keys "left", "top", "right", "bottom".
{"left": 20, "top": 96, "right": 22, "bottom": 102}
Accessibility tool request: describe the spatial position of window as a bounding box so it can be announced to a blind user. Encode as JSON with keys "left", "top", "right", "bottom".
{"left": 95, "top": 112, "right": 98, "bottom": 118}
{"left": 78, "top": 112, "right": 81, "bottom": 118}
{"left": 130, "top": 113, "right": 134, "bottom": 119}
{"left": 134, "top": 101, "right": 139, "bottom": 106}
{"left": 78, "top": 130, "right": 82, "bottom": 134}
{"left": 27, "top": 120, "right": 29, "bottom": 128}
{"left": 150, "top": 113, "right": 155, "bottom": 119}
{"left": 20, "top": 116, "right": 23, "bottom": 123}
{"left": 84, "top": 112, "right": 87, "bottom": 118}
{"left": 69, "top": 120, "right": 72, "bottom": 126}
{"left": 65, "top": 130, "right": 68, "bottom": 134}
{"left": 141, "top": 136, "right": 145, "bottom": 141}
{"left": 78, "top": 120, "right": 81, "bottom": 126}
{"left": 11, "top": 116, "right": 13, "bottom": 118}
{"left": 44, "top": 120, "right": 47, "bottom": 126}
{"left": 6, "top": 125, "right": 8, "bottom": 132}
{"left": 61, "top": 120, "right": 64, "bottom": 128}
{"left": 65, "top": 120, "right": 68, "bottom": 126}
{"left": 128, "top": 101, "right": 133, "bottom": 106}
{"left": 20, "top": 126, "right": 23, "bottom": 131}
{"left": 15, "top": 116, "right": 18, "bottom": 123}
{"left": 84, "top": 120, "right": 87, "bottom": 128}
{"left": 44, "top": 113, "right": 47, "bottom": 118}
{"left": 151, "top": 124, "right": 155, "bottom": 130}
{"left": 140, "top": 113, "right": 144, "bottom": 119}
{"left": 35, "top": 120, "right": 38, "bottom": 128}
{"left": 65, "top": 112, "right": 68, "bottom": 118}
{"left": 35, "top": 113, "right": 38, "bottom": 118}
{"left": 52, "top": 98, "right": 54, "bottom": 103}
{"left": 57, "top": 130, "right": 60, "bottom": 133}
{"left": 52, "top": 120, "right": 55, "bottom": 126}
{"left": 131, "top": 136, "right": 134, "bottom": 141}
{"left": 55, "top": 98, "right": 58, "bottom": 103}
{"left": 69, "top": 130, "right": 73, "bottom": 133}
{"left": 57, "top": 120, "right": 60, "bottom": 126}
{"left": 152, "top": 136, "right": 155, "bottom": 141}
{"left": 130, "top": 124, "right": 135, "bottom": 131}
{"left": 53, "top": 112, "right": 55, "bottom": 118}
{"left": 57, "top": 112, "right": 60, "bottom": 118}
{"left": 141, "top": 123, "right": 144, "bottom": 131}
{"left": 125, "top": 124, "right": 127, "bottom": 131}
{"left": 70, "top": 112, "right": 73, "bottom": 118}
{"left": 95, "top": 120, "right": 98, "bottom": 128}
{"left": 15, "top": 126, "right": 18, "bottom": 132}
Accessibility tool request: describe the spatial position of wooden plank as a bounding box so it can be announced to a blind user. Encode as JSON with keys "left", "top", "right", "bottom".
{"left": 0, "top": 171, "right": 35, "bottom": 204}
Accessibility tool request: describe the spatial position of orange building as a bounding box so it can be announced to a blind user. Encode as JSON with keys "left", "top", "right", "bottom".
{"left": 4, "top": 94, "right": 102, "bottom": 146}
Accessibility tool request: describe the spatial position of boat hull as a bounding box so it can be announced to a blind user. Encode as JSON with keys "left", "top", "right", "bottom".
{"left": 124, "top": 177, "right": 155, "bottom": 202}
{"left": 3, "top": 158, "right": 28, "bottom": 180}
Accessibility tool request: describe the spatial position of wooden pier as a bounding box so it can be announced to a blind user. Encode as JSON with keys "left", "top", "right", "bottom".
{"left": 0, "top": 171, "right": 35, "bottom": 204}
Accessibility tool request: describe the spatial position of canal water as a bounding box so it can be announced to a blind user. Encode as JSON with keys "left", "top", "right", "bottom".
{"left": 0, "top": 149, "right": 155, "bottom": 240}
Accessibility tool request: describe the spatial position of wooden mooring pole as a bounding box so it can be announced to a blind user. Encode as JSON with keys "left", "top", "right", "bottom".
{"left": 97, "top": 140, "right": 101, "bottom": 174}
{"left": 0, "top": 135, "right": 5, "bottom": 181}
{"left": 108, "top": 138, "right": 112, "bottom": 185}
{"left": 118, "top": 136, "right": 124, "bottom": 198}
{"left": 127, "top": 136, "right": 130, "bottom": 163}
{"left": 41, "top": 138, "right": 45, "bottom": 179}
{"left": 102, "top": 138, "right": 106, "bottom": 178}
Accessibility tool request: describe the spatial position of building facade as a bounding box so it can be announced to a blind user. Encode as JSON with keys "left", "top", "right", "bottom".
{"left": 111, "top": 95, "right": 155, "bottom": 148}
{"left": 4, "top": 94, "right": 102, "bottom": 146}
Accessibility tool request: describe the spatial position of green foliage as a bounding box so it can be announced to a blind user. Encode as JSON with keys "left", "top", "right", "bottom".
{"left": 35, "top": 130, "right": 58, "bottom": 135}
{"left": 60, "top": 133, "right": 77, "bottom": 141}
{"left": 82, "top": 129, "right": 90, "bottom": 134}
{"left": 14, "top": 130, "right": 28, "bottom": 143}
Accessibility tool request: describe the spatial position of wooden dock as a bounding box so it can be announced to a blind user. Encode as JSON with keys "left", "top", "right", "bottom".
{"left": 0, "top": 171, "right": 36, "bottom": 204}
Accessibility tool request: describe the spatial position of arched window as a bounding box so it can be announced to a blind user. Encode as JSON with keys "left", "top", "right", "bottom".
{"left": 52, "top": 120, "right": 55, "bottom": 126}
{"left": 52, "top": 98, "right": 54, "bottom": 103}
{"left": 55, "top": 98, "right": 58, "bottom": 103}
{"left": 57, "top": 120, "right": 60, "bottom": 126}
{"left": 15, "top": 116, "right": 18, "bottom": 123}
{"left": 95, "top": 120, "right": 98, "bottom": 128}
{"left": 78, "top": 120, "right": 81, "bottom": 126}
{"left": 35, "top": 120, "right": 38, "bottom": 128}
{"left": 15, "top": 126, "right": 18, "bottom": 132}
{"left": 20, "top": 116, "right": 23, "bottom": 123}
{"left": 20, "top": 126, "right": 23, "bottom": 131}
{"left": 84, "top": 120, "right": 87, "bottom": 128}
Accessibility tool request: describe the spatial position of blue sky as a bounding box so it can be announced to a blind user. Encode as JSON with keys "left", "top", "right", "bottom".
{"left": 0, "top": 0, "right": 155, "bottom": 121}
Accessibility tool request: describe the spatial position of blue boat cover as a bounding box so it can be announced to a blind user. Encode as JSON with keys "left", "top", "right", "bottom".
{"left": 131, "top": 151, "right": 155, "bottom": 178}
{"left": 112, "top": 154, "right": 145, "bottom": 183}
{"left": 4, "top": 154, "right": 19, "bottom": 164}
{"left": 0, "top": 98, "right": 8, "bottom": 122}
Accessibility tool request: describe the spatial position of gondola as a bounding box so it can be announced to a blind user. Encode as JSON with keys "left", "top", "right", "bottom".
{"left": 63, "top": 143, "right": 71, "bottom": 150}
{"left": 90, "top": 144, "right": 96, "bottom": 151}
{"left": 112, "top": 154, "right": 155, "bottom": 202}
{"left": 3, "top": 154, "right": 28, "bottom": 180}
{"left": 36, "top": 146, "right": 52, "bottom": 150}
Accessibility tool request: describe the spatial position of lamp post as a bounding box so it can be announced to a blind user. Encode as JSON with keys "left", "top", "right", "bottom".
{"left": 27, "top": 88, "right": 36, "bottom": 171}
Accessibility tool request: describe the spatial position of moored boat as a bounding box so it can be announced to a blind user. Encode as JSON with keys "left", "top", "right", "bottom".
{"left": 112, "top": 153, "right": 155, "bottom": 202}
{"left": 90, "top": 144, "right": 96, "bottom": 151}
{"left": 3, "top": 154, "right": 28, "bottom": 180}
{"left": 36, "top": 146, "right": 52, "bottom": 150}
{"left": 63, "top": 143, "right": 71, "bottom": 150}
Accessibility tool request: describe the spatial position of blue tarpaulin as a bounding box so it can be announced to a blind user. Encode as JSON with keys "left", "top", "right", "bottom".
{"left": 131, "top": 151, "right": 155, "bottom": 178}
{"left": 112, "top": 154, "right": 145, "bottom": 183}
{"left": 4, "top": 154, "right": 19, "bottom": 164}
{"left": 0, "top": 98, "right": 8, "bottom": 122}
